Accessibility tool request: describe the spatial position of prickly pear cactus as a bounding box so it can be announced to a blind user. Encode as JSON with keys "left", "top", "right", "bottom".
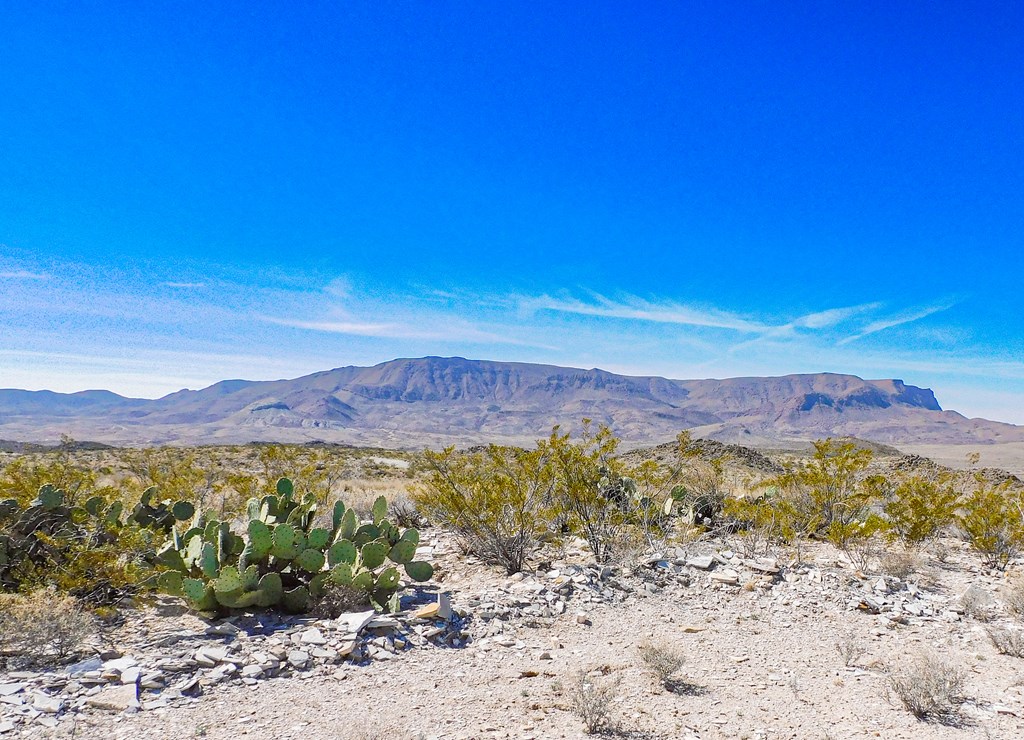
{"left": 154, "top": 487, "right": 433, "bottom": 615}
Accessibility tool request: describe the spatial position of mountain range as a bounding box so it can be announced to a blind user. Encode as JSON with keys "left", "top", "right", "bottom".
{"left": 1, "top": 356, "right": 1021, "bottom": 449}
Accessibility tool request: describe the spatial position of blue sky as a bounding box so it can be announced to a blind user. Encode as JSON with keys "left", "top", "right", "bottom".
{"left": 1, "top": 2, "right": 1022, "bottom": 422}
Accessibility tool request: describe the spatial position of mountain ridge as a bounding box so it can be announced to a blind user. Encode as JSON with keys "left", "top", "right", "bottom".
{"left": 0, "top": 356, "right": 1019, "bottom": 448}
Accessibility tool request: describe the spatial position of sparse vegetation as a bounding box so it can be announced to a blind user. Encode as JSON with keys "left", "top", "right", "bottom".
{"left": 834, "top": 631, "right": 866, "bottom": 667}
{"left": 883, "top": 476, "right": 959, "bottom": 544}
{"left": 959, "top": 584, "right": 995, "bottom": 622}
{"left": 959, "top": 481, "right": 1024, "bottom": 569}
{"left": 987, "top": 625, "right": 1024, "bottom": 657}
{"left": 886, "top": 651, "right": 966, "bottom": 724}
{"left": 415, "top": 444, "right": 556, "bottom": 574}
{"left": 0, "top": 588, "right": 94, "bottom": 666}
{"left": 1005, "top": 579, "right": 1024, "bottom": 618}
{"left": 879, "top": 549, "right": 923, "bottom": 580}
{"left": 638, "top": 642, "right": 686, "bottom": 689}
{"left": 566, "top": 668, "right": 620, "bottom": 734}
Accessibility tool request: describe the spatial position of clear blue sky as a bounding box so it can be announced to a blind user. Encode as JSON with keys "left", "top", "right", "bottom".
{"left": 1, "top": 2, "right": 1023, "bottom": 422}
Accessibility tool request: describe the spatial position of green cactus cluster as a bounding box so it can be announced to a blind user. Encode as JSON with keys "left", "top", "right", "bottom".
{"left": 130, "top": 486, "right": 196, "bottom": 531}
{"left": 156, "top": 478, "right": 433, "bottom": 614}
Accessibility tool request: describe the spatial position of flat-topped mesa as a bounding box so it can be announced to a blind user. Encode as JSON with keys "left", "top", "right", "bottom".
{"left": 0, "top": 357, "right": 1013, "bottom": 447}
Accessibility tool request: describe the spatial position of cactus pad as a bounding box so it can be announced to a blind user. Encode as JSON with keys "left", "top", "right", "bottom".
{"left": 338, "top": 508, "right": 357, "bottom": 541}
{"left": 295, "top": 548, "right": 326, "bottom": 573}
{"left": 328, "top": 563, "right": 354, "bottom": 586}
{"left": 372, "top": 495, "right": 388, "bottom": 525}
{"left": 352, "top": 570, "right": 374, "bottom": 592}
{"left": 171, "top": 501, "right": 196, "bottom": 521}
{"left": 353, "top": 524, "right": 381, "bottom": 547}
{"left": 271, "top": 523, "right": 298, "bottom": 559}
{"left": 388, "top": 539, "right": 416, "bottom": 564}
{"left": 158, "top": 571, "right": 184, "bottom": 596}
{"left": 328, "top": 539, "right": 357, "bottom": 566}
{"left": 376, "top": 566, "right": 401, "bottom": 590}
{"left": 200, "top": 542, "right": 219, "bottom": 578}
{"left": 214, "top": 565, "right": 242, "bottom": 594}
{"left": 306, "top": 527, "right": 331, "bottom": 550}
{"left": 360, "top": 541, "right": 388, "bottom": 570}
{"left": 404, "top": 560, "right": 434, "bottom": 582}
{"left": 276, "top": 478, "right": 294, "bottom": 497}
{"left": 36, "top": 485, "right": 63, "bottom": 510}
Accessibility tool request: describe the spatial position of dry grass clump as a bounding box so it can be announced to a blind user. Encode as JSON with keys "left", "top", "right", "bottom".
{"left": 638, "top": 642, "right": 686, "bottom": 688}
{"left": 388, "top": 492, "right": 426, "bottom": 528}
{"left": 0, "top": 589, "right": 94, "bottom": 666}
{"left": 959, "top": 585, "right": 995, "bottom": 622}
{"left": 834, "top": 631, "right": 866, "bottom": 667}
{"left": 310, "top": 582, "right": 371, "bottom": 619}
{"left": 879, "top": 549, "right": 923, "bottom": 580}
{"left": 1004, "top": 579, "right": 1024, "bottom": 618}
{"left": 566, "top": 669, "right": 620, "bottom": 735}
{"left": 886, "top": 651, "right": 966, "bottom": 724}
{"left": 987, "top": 626, "right": 1024, "bottom": 657}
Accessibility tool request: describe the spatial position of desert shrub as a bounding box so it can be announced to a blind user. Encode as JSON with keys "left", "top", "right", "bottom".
{"left": 311, "top": 581, "right": 371, "bottom": 618}
{"left": 959, "top": 482, "right": 1024, "bottom": 569}
{"left": 834, "top": 631, "right": 866, "bottom": 667}
{"left": 0, "top": 589, "right": 94, "bottom": 666}
{"left": 388, "top": 493, "right": 426, "bottom": 529}
{"left": 883, "top": 477, "right": 959, "bottom": 544}
{"left": 879, "top": 549, "right": 923, "bottom": 580}
{"left": 665, "top": 432, "right": 729, "bottom": 528}
{"left": 827, "top": 514, "right": 887, "bottom": 570}
{"left": 0, "top": 484, "right": 163, "bottom": 603}
{"left": 639, "top": 643, "right": 686, "bottom": 688}
{"left": 767, "top": 439, "right": 877, "bottom": 536}
{"left": 542, "top": 423, "right": 632, "bottom": 565}
{"left": 722, "top": 490, "right": 796, "bottom": 557}
{"left": 987, "top": 626, "right": 1024, "bottom": 657}
{"left": 566, "top": 669, "right": 620, "bottom": 734}
{"left": 887, "top": 651, "right": 966, "bottom": 724}
{"left": 415, "top": 446, "right": 556, "bottom": 574}
{"left": 0, "top": 455, "right": 99, "bottom": 506}
{"left": 543, "top": 422, "right": 682, "bottom": 563}
{"left": 959, "top": 585, "right": 995, "bottom": 622}
{"left": 1005, "top": 579, "right": 1024, "bottom": 618}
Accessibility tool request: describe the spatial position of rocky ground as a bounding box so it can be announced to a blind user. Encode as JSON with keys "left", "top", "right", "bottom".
{"left": 3, "top": 530, "right": 1024, "bottom": 739}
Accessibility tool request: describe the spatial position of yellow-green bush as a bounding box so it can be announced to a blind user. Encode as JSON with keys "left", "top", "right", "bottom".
{"left": 883, "top": 476, "right": 959, "bottom": 544}
{"left": 766, "top": 439, "right": 877, "bottom": 535}
{"left": 414, "top": 444, "right": 557, "bottom": 574}
{"left": 959, "top": 481, "right": 1024, "bottom": 569}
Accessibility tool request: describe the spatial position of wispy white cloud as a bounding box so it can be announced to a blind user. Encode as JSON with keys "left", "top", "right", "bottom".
{"left": 0, "top": 269, "right": 49, "bottom": 280}
{"left": 261, "top": 315, "right": 554, "bottom": 349}
{"left": 522, "top": 292, "right": 772, "bottom": 333}
{"left": 837, "top": 302, "right": 957, "bottom": 345}
{"left": 162, "top": 281, "right": 207, "bottom": 289}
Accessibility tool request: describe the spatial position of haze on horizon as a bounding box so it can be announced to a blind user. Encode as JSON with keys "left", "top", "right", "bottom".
{"left": 1, "top": 3, "right": 1022, "bottom": 424}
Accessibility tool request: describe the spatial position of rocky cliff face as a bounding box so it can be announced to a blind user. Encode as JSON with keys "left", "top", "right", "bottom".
{"left": 0, "top": 357, "right": 1016, "bottom": 447}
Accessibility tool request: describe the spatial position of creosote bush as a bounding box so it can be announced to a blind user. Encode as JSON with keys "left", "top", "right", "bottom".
{"left": 887, "top": 652, "right": 966, "bottom": 724}
{"left": 415, "top": 421, "right": 689, "bottom": 572}
{"left": 959, "top": 481, "right": 1024, "bottom": 569}
{"left": 883, "top": 476, "right": 959, "bottom": 544}
{"left": 415, "top": 445, "right": 556, "bottom": 574}
{"left": 0, "top": 589, "right": 94, "bottom": 667}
